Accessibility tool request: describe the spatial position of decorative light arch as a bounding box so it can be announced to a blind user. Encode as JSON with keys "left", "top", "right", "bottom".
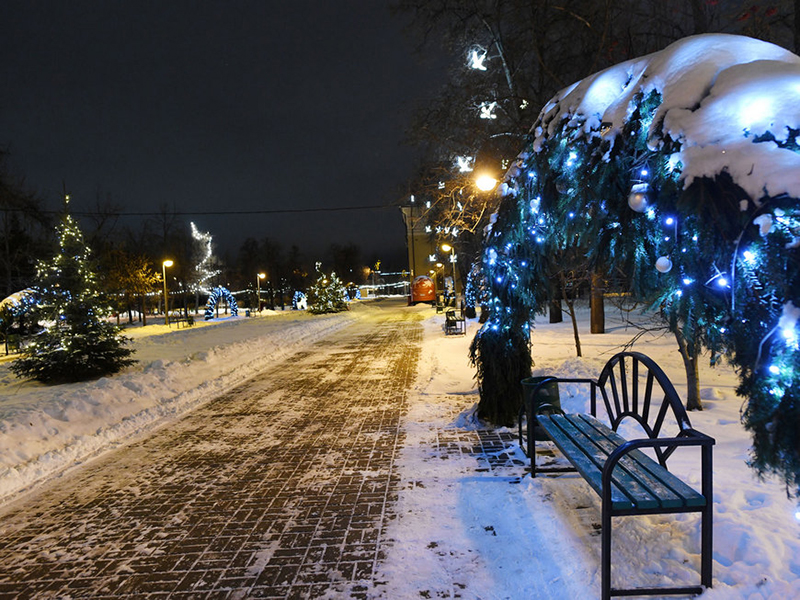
{"left": 204, "top": 286, "right": 238, "bottom": 320}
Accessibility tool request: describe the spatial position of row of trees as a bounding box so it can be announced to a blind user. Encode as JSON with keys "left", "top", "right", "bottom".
{"left": 0, "top": 160, "right": 371, "bottom": 320}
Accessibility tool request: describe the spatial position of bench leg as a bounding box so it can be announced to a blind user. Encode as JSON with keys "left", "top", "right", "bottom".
{"left": 602, "top": 500, "right": 612, "bottom": 600}
{"left": 701, "top": 446, "right": 713, "bottom": 589}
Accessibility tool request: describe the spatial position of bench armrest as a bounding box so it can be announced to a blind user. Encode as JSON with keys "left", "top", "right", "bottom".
{"left": 602, "top": 432, "right": 715, "bottom": 503}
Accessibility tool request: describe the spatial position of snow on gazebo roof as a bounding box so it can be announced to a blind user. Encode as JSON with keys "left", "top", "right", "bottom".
{"left": 531, "top": 34, "right": 800, "bottom": 203}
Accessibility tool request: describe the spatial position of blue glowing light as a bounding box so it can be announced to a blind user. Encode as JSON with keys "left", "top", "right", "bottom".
{"left": 717, "top": 277, "right": 729, "bottom": 287}
{"left": 665, "top": 217, "right": 675, "bottom": 226}
{"left": 682, "top": 278, "right": 694, "bottom": 285}
{"left": 769, "top": 365, "right": 780, "bottom": 375}
{"left": 641, "top": 169, "right": 648, "bottom": 177}
{"left": 743, "top": 250, "right": 757, "bottom": 265}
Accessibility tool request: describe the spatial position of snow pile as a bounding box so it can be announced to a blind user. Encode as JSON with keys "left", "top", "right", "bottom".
{"left": 535, "top": 33, "right": 800, "bottom": 201}
{"left": 378, "top": 306, "right": 800, "bottom": 598}
{"left": 0, "top": 309, "right": 354, "bottom": 502}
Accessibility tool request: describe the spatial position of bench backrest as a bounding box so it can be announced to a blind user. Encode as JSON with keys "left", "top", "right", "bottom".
{"left": 596, "top": 352, "right": 693, "bottom": 466}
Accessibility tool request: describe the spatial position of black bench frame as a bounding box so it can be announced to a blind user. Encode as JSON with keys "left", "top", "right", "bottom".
{"left": 518, "top": 351, "right": 714, "bottom": 600}
{"left": 444, "top": 308, "right": 466, "bottom": 335}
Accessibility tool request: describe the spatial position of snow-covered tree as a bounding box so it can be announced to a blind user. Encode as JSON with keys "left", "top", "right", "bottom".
{"left": 477, "top": 34, "right": 800, "bottom": 494}
{"left": 11, "top": 201, "right": 135, "bottom": 382}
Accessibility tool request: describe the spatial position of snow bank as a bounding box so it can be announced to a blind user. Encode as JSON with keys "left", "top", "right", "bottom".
{"left": 0, "top": 309, "right": 354, "bottom": 503}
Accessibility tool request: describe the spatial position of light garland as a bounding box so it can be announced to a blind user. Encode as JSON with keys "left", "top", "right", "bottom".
{"left": 204, "top": 286, "right": 239, "bottom": 320}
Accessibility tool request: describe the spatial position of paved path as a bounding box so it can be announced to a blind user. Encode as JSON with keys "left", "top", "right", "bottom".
{"left": 0, "top": 301, "right": 423, "bottom": 599}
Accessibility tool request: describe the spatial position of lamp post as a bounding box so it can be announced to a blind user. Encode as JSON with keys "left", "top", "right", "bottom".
{"left": 440, "top": 243, "right": 457, "bottom": 299}
{"left": 256, "top": 272, "right": 265, "bottom": 313}
{"left": 162, "top": 259, "right": 174, "bottom": 326}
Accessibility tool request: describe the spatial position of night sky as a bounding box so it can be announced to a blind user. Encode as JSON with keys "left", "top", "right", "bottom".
{"left": 0, "top": 1, "right": 448, "bottom": 266}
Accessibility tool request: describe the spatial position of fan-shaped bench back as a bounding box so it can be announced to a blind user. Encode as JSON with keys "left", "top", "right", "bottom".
{"left": 596, "top": 352, "right": 693, "bottom": 466}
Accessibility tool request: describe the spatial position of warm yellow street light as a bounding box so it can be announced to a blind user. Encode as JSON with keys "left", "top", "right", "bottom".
{"left": 162, "top": 259, "right": 174, "bottom": 326}
{"left": 256, "top": 272, "right": 266, "bottom": 312}
{"left": 475, "top": 174, "right": 498, "bottom": 192}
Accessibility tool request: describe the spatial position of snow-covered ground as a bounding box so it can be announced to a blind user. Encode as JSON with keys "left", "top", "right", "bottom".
{"left": 380, "top": 303, "right": 800, "bottom": 599}
{"left": 0, "top": 307, "right": 355, "bottom": 502}
{"left": 1, "top": 300, "right": 798, "bottom": 597}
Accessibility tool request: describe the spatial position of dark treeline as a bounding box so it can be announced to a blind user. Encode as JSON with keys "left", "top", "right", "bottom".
{"left": 0, "top": 154, "right": 370, "bottom": 316}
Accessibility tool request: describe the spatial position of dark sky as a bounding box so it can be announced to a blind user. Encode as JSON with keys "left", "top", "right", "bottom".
{"left": 0, "top": 1, "right": 448, "bottom": 267}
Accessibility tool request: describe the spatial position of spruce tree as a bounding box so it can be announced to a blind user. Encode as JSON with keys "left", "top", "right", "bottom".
{"left": 307, "top": 263, "right": 348, "bottom": 314}
{"left": 11, "top": 200, "right": 135, "bottom": 382}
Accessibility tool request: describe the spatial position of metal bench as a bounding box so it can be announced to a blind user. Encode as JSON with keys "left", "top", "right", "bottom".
{"left": 520, "top": 351, "right": 714, "bottom": 600}
{"left": 169, "top": 314, "right": 194, "bottom": 328}
{"left": 444, "top": 308, "right": 465, "bottom": 335}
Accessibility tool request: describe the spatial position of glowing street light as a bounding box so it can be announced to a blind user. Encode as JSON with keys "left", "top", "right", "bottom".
{"left": 162, "top": 259, "right": 174, "bottom": 326}
{"left": 440, "top": 243, "right": 458, "bottom": 298}
{"left": 475, "top": 174, "right": 498, "bottom": 192}
{"left": 256, "top": 272, "right": 266, "bottom": 313}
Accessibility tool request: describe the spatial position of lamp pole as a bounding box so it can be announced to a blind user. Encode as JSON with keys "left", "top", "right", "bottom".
{"left": 162, "top": 259, "right": 174, "bottom": 326}
{"left": 257, "top": 272, "right": 265, "bottom": 313}
{"left": 440, "top": 244, "right": 457, "bottom": 299}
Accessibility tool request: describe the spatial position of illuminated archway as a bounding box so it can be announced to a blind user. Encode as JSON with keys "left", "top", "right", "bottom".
{"left": 204, "top": 286, "right": 238, "bottom": 320}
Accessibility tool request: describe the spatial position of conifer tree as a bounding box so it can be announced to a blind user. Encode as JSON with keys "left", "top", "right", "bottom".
{"left": 11, "top": 199, "right": 135, "bottom": 382}
{"left": 307, "top": 263, "right": 348, "bottom": 314}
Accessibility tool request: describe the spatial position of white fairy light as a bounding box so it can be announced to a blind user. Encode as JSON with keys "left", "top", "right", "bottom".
{"left": 479, "top": 101, "right": 498, "bottom": 119}
{"left": 469, "top": 48, "right": 487, "bottom": 70}
{"left": 456, "top": 156, "right": 474, "bottom": 172}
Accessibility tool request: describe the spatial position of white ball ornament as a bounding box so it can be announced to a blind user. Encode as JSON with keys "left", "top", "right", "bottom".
{"left": 628, "top": 191, "right": 648, "bottom": 212}
{"left": 655, "top": 256, "right": 673, "bottom": 273}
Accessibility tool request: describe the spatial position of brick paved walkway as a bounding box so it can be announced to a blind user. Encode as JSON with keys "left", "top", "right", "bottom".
{"left": 0, "top": 304, "right": 423, "bottom": 599}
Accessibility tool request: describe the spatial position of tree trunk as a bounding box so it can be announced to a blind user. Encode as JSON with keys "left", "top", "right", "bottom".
{"left": 561, "top": 277, "right": 581, "bottom": 357}
{"left": 549, "top": 286, "right": 563, "bottom": 323}
{"left": 674, "top": 329, "right": 703, "bottom": 411}
{"left": 590, "top": 271, "right": 605, "bottom": 334}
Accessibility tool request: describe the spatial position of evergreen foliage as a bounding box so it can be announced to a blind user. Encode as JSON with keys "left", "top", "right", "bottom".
{"left": 307, "top": 265, "right": 348, "bottom": 314}
{"left": 11, "top": 206, "right": 135, "bottom": 383}
{"left": 477, "top": 47, "right": 800, "bottom": 495}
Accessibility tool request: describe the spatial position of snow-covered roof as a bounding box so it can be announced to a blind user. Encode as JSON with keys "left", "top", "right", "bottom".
{"left": 532, "top": 34, "right": 800, "bottom": 201}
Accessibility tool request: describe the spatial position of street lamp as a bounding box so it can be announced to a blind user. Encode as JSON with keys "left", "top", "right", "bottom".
{"left": 440, "top": 243, "right": 457, "bottom": 299}
{"left": 475, "top": 174, "right": 498, "bottom": 192}
{"left": 162, "top": 259, "right": 174, "bottom": 326}
{"left": 256, "top": 272, "right": 266, "bottom": 313}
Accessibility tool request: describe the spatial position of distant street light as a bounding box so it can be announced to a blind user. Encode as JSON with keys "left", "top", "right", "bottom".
{"left": 440, "top": 243, "right": 458, "bottom": 298}
{"left": 162, "top": 259, "right": 174, "bottom": 326}
{"left": 256, "top": 272, "right": 266, "bottom": 313}
{"left": 475, "top": 174, "right": 498, "bottom": 192}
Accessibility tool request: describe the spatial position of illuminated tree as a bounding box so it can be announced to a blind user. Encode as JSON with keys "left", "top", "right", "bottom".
{"left": 307, "top": 264, "right": 348, "bottom": 314}
{"left": 477, "top": 34, "right": 800, "bottom": 496}
{"left": 11, "top": 199, "right": 135, "bottom": 382}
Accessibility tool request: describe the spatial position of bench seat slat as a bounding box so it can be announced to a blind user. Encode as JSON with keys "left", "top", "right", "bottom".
{"left": 565, "top": 414, "right": 684, "bottom": 509}
{"left": 541, "top": 415, "right": 660, "bottom": 510}
{"left": 574, "top": 415, "right": 706, "bottom": 509}
{"left": 539, "top": 414, "right": 705, "bottom": 511}
{"left": 538, "top": 416, "right": 634, "bottom": 509}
